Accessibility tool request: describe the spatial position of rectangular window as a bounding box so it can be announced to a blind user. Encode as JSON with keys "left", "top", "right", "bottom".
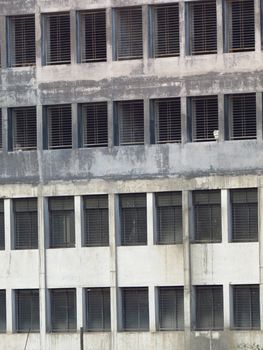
{"left": 50, "top": 289, "right": 76, "bottom": 332}
{"left": 195, "top": 286, "right": 224, "bottom": 330}
{"left": 193, "top": 190, "right": 221, "bottom": 243}
{"left": 188, "top": 1, "right": 217, "bottom": 55}
{"left": 154, "top": 98, "right": 181, "bottom": 144}
{"left": 231, "top": 188, "right": 258, "bottom": 242}
{"left": 0, "top": 290, "right": 6, "bottom": 332}
{"left": 84, "top": 195, "right": 109, "bottom": 247}
{"left": 156, "top": 192, "right": 182, "bottom": 244}
{"left": 46, "top": 104, "right": 72, "bottom": 149}
{"left": 10, "top": 107, "right": 37, "bottom": 151}
{"left": 158, "top": 287, "right": 184, "bottom": 330}
{"left": 81, "top": 102, "right": 108, "bottom": 147}
{"left": 14, "top": 198, "right": 38, "bottom": 250}
{"left": 226, "top": 93, "right": 257, "bottom": 140}
{"left": 115, "top": 7, "right": 143, "bottom": 60}
{"left": 16, "top": 290, "right": 39, "bottom": 332}
{"left": 44, "top": 13, "right": 71, "bottom": 65}
{"left": 86, "top": 288, "right": 111, "bottom": 331}
{"left": 191, "top": 96, "right": 218, "bottom": 142}
{"left": 79, "top": 10, "right": 106, "bottom": 63}
{"left": 122, "top": 287, "right": 149, "bottom": 331}
{"left": 116, "top": 100, "right": 144, "bottom": 146}
{"left": 120, "top": 194, "right": 147, "bottom": 246}
{"left": 49, "top": 197, "right": 75, "bottom": 248}
{"left": 0, "top": 200, "right": 5, "bottom": 250}
{"left": 152, "top": 4, "right": 180, "bottom": 58}
{"left": 8, "top": 15, "right": 36, "bottom": 67}
{"left": 233, "top": 285, "right": 260, "bottom": 329}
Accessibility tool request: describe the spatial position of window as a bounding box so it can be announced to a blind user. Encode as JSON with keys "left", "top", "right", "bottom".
{"left": 0, "top": 290, "right": 6, "bottom": 332}
{"left": 195, "top": 286, "right": 223, "bottom": 330}
{"left": 115, "top": 7, "right": 143, "bottom": 60}
{"left": 156, "top": 192, "right": 182, "bottom": 244}
{"left": 153, "top": 98, "right": 181, "bottom": 144}
{"left": 0, "top": 200, "right": 4, "bottom": 250}
{"left": 14, "top": 198, "right": 38, "bottom": 250}
{"left": 44, "top": 13, "right": 71, "bottom": 65}
{"left": 86, "top": 288, "right": 111, "bottom": 331}
{"left": 79, "top": 10, "right": 106, "bottom": 63}
{"left": 8, "top": 15, "right": 36, "bottom": 67}
{"left": 226, "top": 93, "right": 257, "bottom": 140}
{"left": 188, "top": 1, "right": 217, "bottom": 55}
{"left": 84, "top": 195, "right": 109, "bottom": 247}
{"left": 233, "top": 285, "right": 260, "bottom": 329}
{"left": 15, "top": 290, "right": 39, "bottom": 332}
{"left": 152, "top": 4, "right": 180, "bottom": 58}
{"left": 190, "top": 96, "right": 218, "bottom": 142}
{"left": 120, "top": 193, "right": 147, "bottom": 246}
{"left": 121, "top": 288, "right": 149, "bottom": 331}
{"left": 45, "top": 104, "right": 72, "bottom": 149}
{"left": 115, "top": 100, "right": 144, "bottom": 146}
{"left": 231, "top": 188, "right": 258, "bottom": 242}
{"left": 193, "top": 190, "right": 221, "bottom": 243}
{"left": 50, "top": 289, "right": 76, "bottom": 332}
{"left": 49, "top": 197, "right": 75, "bottom": 248}
{"left": 224, "top": 0, "right": 255, "bottom": 52}
{"left": 158, "top": 287, "right": 184, "bottom": 330}
{"left": 9, "top": 107, "right": 37, "bottom": 151}
{"left": 81, "top": 102, "right": 108, "bottom": 147}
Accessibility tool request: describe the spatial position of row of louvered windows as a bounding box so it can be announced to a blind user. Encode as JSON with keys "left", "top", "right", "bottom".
{"left": 2, "top": 0, "right": 256, "bottom": 68}
{"left": 0, "top": 285, "right": 259, "bottom": 333}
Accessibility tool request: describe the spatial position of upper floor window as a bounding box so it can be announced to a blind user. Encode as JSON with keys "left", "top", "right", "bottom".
{"left": 15, "top": 289, "right": 39, "bottom": 332}
{"left": 86, "top": 288, "right": 111, "bottom": 331}
{"left": 0, "top": 200, "right": 4, "bottom": 250}
{"left": 0, "top": 290, "right": 6, "bottom": 333}
{"left": 50, "top": 289, "right": 76, "bottom": 332}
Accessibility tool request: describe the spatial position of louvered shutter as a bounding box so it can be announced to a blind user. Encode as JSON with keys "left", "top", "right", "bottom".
{"left": 156, "top": 192, "right": 182, "bottom": 244}
{"left": 12, "top": 107, "right": 37, "bottom": 150}
{"left": 0, "top": 200, "right": 4, "bottom": 250}
{"left": 47, "top": 105, "right": 72, "bottom": 149}
{"left": 158, "top": 287, "right": 184, "bottom": 330}
{"left": 16, "top": 290, "right": 39, "bottom": 332}
{"left": 116, "top": 7, "right": 143, "bottom": 60}
{"left": 80, "top": 10, "right": 106, "bottom": 62}
{"left": 231, "top": 189, "right": 258, "bottom": 242}
{"left": 49, "top": 197, "right": 75, "bottom": 248}
{"left": 86, "top": 288, "right": 111, "bottom": 331}
{"left": 82, "top": 102, "right": 108, "bottom": 147}
{"left": 0, "top": 110, "right": 2, "bottom": 150}
{"left": 120, "top": 194, "right": 147, "bottom": 246}
{"left": 122, "top": 288, "right": 149, "bottom": 331}
{"left": 189, "top": 1, "right": 217, "bottom": 55}
{"left": 51, "top": 289, "right": 76, "bottom": 332}
{"left": 153, "top": 4, "right": 179, "bottom": 58}
{"left": 14, "top": 198, "right": 38, "bottom": 249}
{"left": 192, "top": 96, "right": 218, "bottom": 142}
{"left": 193, "top": 190, "right": 221, "bottom": 242}
{"left": 118, "top": 100, "right": 144, "bottom": 145}
{"left": 0, "top": 291, "right": 6, "bottom": 332}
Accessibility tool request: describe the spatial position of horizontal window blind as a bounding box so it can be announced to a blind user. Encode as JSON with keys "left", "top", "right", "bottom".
{"left": 0, "top": 290, "right": 6, "bottom": 332}
{"left": 12, "top": 107, "right": 37, "bottom": 151}
{"left": 51, "top": 289, "right": 76, "bottom": 332}
{"left": 47, "top": 104, "right": 72, "bottom": 149}
{"left": 16, "top": 289, "right": 39, "bottom": 332}
{"left": 86, "top": 288, "right": 111, "bottom": 331}
{"left": 158, "top": 287, "right": 184, "bottom": 330}
{"left": 0, "top": 200, "right": 4, "bottom": 250}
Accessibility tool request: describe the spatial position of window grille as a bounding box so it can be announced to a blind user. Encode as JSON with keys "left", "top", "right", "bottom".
{"left": 193, "top": 190, "right": 221, "bottom": 242}
{"left": 188, "top": 1, "right": 217, "bottom": 55}
{"left": 195, "top": 286, "right": 223, "bottom": 330}
{"left": 153, "top": 4, "right": 180, "bottom": 58}
{"left": 47, "top": 104, "right": 72, "bottom": 149}
{"left": 227, "top": 93, "right": 257, "bottom": 140}
{"left": 158, "top": 287, "right": 184, "bottom": 330}
{"left": 0, "top": 110, "right": 2, "bottom": 149}
{"left": 120, "top": 194, "right": 147, "bottom": 246}
{"left": 191, "top": 96, "right": 218, "bottom": 142}
{"left": 45, "top": 13, "right": 71, "bottom": 65}
{"left": 86, "top": 288, "right": 111, "bottom": 331}
{"left": 82, "top": 102, "right": 108, "bottom": 147}
{"left": 116, "top": 100, "right": 144, "bottom": 146}
{"left": 231, "top": 188, "right": 258, "bottom": 242}
{"left": 122, "top": 288, "right": 149, "bottom": 331}
{"left": 49, "top": 197, "right": 75, "bottom": 248}
{"left": 50, "top": 289, "right": 76, "bottom": 332}
{"left": 156, "top": 192, "right": 182, "bottom": 244}
{"left": 0, "top": 200, "right": 4, "bottom": 250}
{"left": 115, "top": 7, "right": 143, "bottom": 60}
{"left": 16, "top": 289, "right": 39, "bottom": 332}
{"left": 9, "top": 15, "right": 36, "bottom": 67}
{"left": 79, "top": 10, "right": 106, "bottom": 63}
{"left": 233, "top": 285, "right": 260, "bottom": 329}
{"left": 154, "top": 98, "right": 181, "bottom": 144}
{"left": 11, "top": 107, "right": 37, "bottom": 151}
{"left": 0, "top": 290, "right": 6, "bottom": 332}
{"left": 14, "top": 198, "right": 38, "bottom": 250}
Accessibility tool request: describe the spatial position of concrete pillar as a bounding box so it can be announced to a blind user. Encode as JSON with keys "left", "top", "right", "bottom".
{"left": 223, "top": 283, "right": 231, "bottom": 329}
{"left": 76, "top": 287, "right": 84, "bottom": 330}
{"left": 256, "top": 92, "right": 262, "bottom": 141}
{"left": 0, "top": 16, "right": 7, "bottom": 69}
{"left": 106, "top": 8, "right": 113, "bottom": 63}
{"left": 74, "top": 196, "right": 83, "bottom": 248}
{"left": 218, "top": 94, "right": 225, "bottom": 142}
{"left": 70, "top": 10, "right": 77, "bottom": 65}
{"left": 148, "top": 285, "right": 156, "bottom": 332}
{"left": 216, "top": 0, "right": 224, "bottom": 55}
{"left": 72, "top": 103, "right": 79, "bottom": 150}
{"left": 35, "top": 8, "right": 42, "bottom": 67}
{"left": 2, "top": 108, "right": 8, "bottom": 152}
{"left": 4, "top": 199, "right": 12, "bottom": 251}
{"left": 254, "top": 0, "right": 261, "bottom": 52}
{"left": 221, "top": 189, "right": 230, "bottom": 243}
{"left": 147, "top": 193, "right": 155, "bottom": 245}
{"left": 6, "top": 288, "right": 13, "bottom": 333}
{"left": 179, "top": 1, "right": 186, "bottom": 57}
{"left": 181, "top": 97, "right": 188, "bottom": 144}
{"left": 258, "top": 187, "right": 263, "bottom": 330}
{"left": 142, "top": 5, "right": 149, "bottom": 74}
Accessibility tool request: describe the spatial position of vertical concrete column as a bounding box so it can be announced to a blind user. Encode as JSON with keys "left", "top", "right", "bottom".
{"left": 0, "top": 16, "right": 7, "bottom": 68}
{"left": 256, "top": 92, "right": 262, "bottom": 141}
{"left": 108, "top": 101, "right": 114, "bottom": 148}
{"left": 181, "top": 97, "right": 188, "bottom": 144}
{"left": 258, "top": 187, "right": 263, "bottom": 330}
{"left": 106, "top": 8, "right": 113, "bottom": 63}
{"left": 254, "top": 0, "right": 261, "bottom": 52}
{"left": 142, "top": 5, "right": 149, "bottom": 73}
{"left": 70, "top": 10, "right": 77, "bottom": 65}
{"left": 147, "top": 193, "right": 155, "bottom": 245}
{"left": 4, "top": 199, "right": 12, "bottom": 251}
{"left": 218, "top": 94, "right": 225, "bottom": 142}
{"left": 223, "top": 284, "right": 231, "bottom": 328}
{"left": 75, "top": 196, "right": 82, "bottom": 248}
{"left": 76, "top": 288, "right": 84, "bottom": 330}
{"left": 149, "top": 286, "right": 156, "bottom": 332}
{"left": 179, "top": 1, "right": 186, "bottom": 57}
{"left": 6, "top": 289, "right": 14, "bottom": 333}
{"left": 35, "top": 8, "right": 42, "bottom": 67}
{"left": 144, "top": 98, "right": 150, "bottom": 146}
{"left": 216, "top": 0, "right": 224, "bottom": 54}
{"left": 72, "top": 103, "right": 79, "bottom": 150}
{"left": 2, "top": 108, "right": 8, "bottom": 153}
{"left": 221, "top": 189, "right": 230, "bottom": 243}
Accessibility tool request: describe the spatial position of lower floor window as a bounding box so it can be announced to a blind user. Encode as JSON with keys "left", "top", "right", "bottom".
{"left": 50, "top": 289, "right": 76, "bottom": 332}
{"left": 16, "top": 289, "right": 39, "bottom": 332}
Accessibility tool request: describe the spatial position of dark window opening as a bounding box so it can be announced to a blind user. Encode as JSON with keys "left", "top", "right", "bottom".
{"left": 86, "top": 288, "right": 111, "bottom": 331}
{"left": 0, "top": 200, "right": 5, "bottom": 250}
{"left": 0, "top": 291, "right": 6, "bottom": 333}
{"left": 50, "top": 289, "right": 76, "bottom": 332}
{"left": 16, "top": 289, "right": 39, "bottom": 332}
